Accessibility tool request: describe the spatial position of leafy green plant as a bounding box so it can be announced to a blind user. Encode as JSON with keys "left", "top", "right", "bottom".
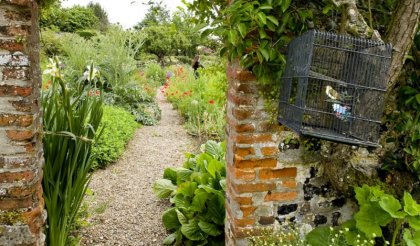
{"left": 92, "top": 105, "right": 139, "bottom": 169}
{"left": 153, "top": 141, "right": 226, "bottom": 245}
{"left": 354, "top": 185, "right": 420, "bottom": 246}
{"left": 307, "top": 185, "right": 420, "bottom": 246}
{"left": 42, "top": 58, "right": 103, "bottom": 246}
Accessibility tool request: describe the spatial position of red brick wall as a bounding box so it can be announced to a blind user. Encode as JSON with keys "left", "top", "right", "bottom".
{"left": 225, "top": 61, "right": 298, "bottom": 245}
{"left": 0, "top": 1, "right": 44, "bottom": 245}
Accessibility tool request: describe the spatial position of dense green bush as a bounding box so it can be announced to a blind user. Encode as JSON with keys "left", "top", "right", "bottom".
{"left": 40, "top": 5, "right": 99, "bottom": 33}
{"left": 153, "top": 141, "right": 226, "bottom": 245}
{"left": 92, "top": 106, "right": 138, "bottom": 169}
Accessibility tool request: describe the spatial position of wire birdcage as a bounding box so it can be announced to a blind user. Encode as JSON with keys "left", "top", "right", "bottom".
{"left": 278, "top": 30, "right": 392, "bottom": 147}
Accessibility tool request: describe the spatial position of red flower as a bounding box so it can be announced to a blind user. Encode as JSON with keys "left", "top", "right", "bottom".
{"left": 209, "top": 100, "right": 215, "bottom": 104}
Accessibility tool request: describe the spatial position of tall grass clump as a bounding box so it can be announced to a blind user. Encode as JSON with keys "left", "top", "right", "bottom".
{"left": 42, "top": 58, "right": 103, "bottom": 246}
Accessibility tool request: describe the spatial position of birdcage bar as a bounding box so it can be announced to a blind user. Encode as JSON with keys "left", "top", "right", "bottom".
{"left": 278, "top": 30, "right": 392, "bottom": 147}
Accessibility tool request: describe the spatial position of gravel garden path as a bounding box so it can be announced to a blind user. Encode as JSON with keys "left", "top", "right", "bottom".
{"left": 80, "top": 89, "right": 198, "bottom": 245}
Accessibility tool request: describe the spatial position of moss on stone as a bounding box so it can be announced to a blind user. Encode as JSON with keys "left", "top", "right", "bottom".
{"left": 0, "top": 211, "right": 23, "bottom": 225}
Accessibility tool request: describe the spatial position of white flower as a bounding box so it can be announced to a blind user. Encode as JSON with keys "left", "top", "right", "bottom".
{"left": 83, "top": 64, "right": 99, "bottom": 82}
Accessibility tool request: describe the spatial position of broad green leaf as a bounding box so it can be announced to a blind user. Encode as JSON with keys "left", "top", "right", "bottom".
{"left": 219, "top": 179, "right": 226, "bottom": 191}
{"left": 259, "top": 5, "right": 273, "bottom": 10}
{"left": 259, "top": 47, "right": 270, "bottom": 61}
{"left": 204, "top": 140, "right": 223, "bottom": 160}
{"left": 176, "top": 209, "right": 188, "bottom": 225}
{"left": 258, "top": 28, "right": 268, "bottom": 39}
{"left": 176, "top": 168, "right": 193, "bottom": 183}
{"left": 404, "top": 192, "right": 420, "bottom": 216}
{"left": 163, "top": 232, "right": 177, "bottom": 245}
{"left": 257, "top": 12, "right": 267, "bottom": 25}
{"left": 163, "top": 168, "right": 177, "bottom": 184}
{"left": 181, "top": 219, "right": 206, "bottom": 241}
{"left": 306, "top": 226, "right": 332, "bottom": 246}
{"left": 207, "top": 159, "right": 224, "bottom": 178}
{"left": 162, "top": 208, "right": 181, "bottom": 230}
{"left": 281, "top": 0, "right": 292, "bottom": 12}
{"left": 207, "top": 194, "right": 225, "bottom": 225}
{"left": 379, "top": 195, "right": 406, "bottom": 219}
{"left": 178, "top": 181, "right": 198, "bottom": 197}
{"left": 403, "top": 229, "right": 420, "bottom": 246}
{"left": 191, "top": 189, "right": 209, "bottom": 212}
{"left": 266, "top": 15, "right": 279, "bottom": 26}
{"left": 355, "top": 204, "right": 392, "bottom": 238}
{"left": 408, "top": 216, "right": 420, "bottom": 230}
{"left": 153, "top": 179, "right": 176, "bottom": 198}
{"left": 172, "top": 193, "right": 191, "bottom": 209}
{"left": 238, "top": 23, "right": 248, "bottom": 38}
{"left": 198, "top": 221, "right": 222, "bottom": 237}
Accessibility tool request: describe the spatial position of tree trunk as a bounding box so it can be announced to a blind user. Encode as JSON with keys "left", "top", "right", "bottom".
{"left": 385, "top": 0, "right": 420, "bottom": 91}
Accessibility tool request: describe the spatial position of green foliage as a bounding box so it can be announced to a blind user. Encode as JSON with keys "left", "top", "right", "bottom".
{"left": 164, "top": 62, "right": 227, "bottom": 140}
{"left": 134, "top": 0, "right": 170, "bottom": 29}
{"left": 40, "top": 5, "right": 99, "bottom": 33}
{"left": 42, "top": 58, "right": 103, "bottom": 246}
{"left": 307, "top": 185, "right": 420, "bottom": 246}
{"left": 92, "top": 105, "right": 138, "bottom": 169}
{"left": 145, "top": 62, "right": 166, "bottom": 86}
{"left": 141, "top": 25, "right": 191, "bottom": 63}
{"left": 153, "top": 141, "right": 226, "bottom": 245}
{"left": 354, "top": 185, "right": 420, "bottom": 246}
{"left": 87, "top": 1, "right": 110, "bottom": 31}
{"left": 105, "top": 85, "right": 161, "bottom": 125}
{"left": 40, "top": 28, "right": 161, "bottom": 125}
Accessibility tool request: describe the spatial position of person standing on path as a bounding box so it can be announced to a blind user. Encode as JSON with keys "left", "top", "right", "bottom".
{"left": 192, "top": 55, "right": 203, "bottom": 79}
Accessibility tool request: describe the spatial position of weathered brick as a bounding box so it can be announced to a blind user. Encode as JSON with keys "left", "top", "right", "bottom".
{"left": 0, "top": 196, "right": 33, "bottom": 210}
{"left": 2, "top": 67, "right": 30, "bottom": 80}
{"left": 6, "top": 130, "right": 33, "bottom": 141}
{"left": 0, "top": 156, "right": 32, "bottom": 169}
{"left": 0, "top": 39, "right": 25, "bottom": 52}
{"left": 0, "top": 170, "right": 34, "bottom": 183}
{"left": 228, "top": 89, "right": 257, "bottom": 106}
{"left": 282, "top": 180, "right": 298, "bottom": 189}
{"left": 234, "top": 218, "right": 255, "bottom": 227}
{"left": 233, "top": 107, "right": 266, "bottom": 121}
{"left": 10, "top": 99, "right": 32, "bottom": 112}
{"left": 0, "top": 25, "right": 30, "bottom": 36}
{"left": 3, "top": 0, "right": 32, "bottom": 7}
{"left": 264, "top": 191, "right": 298, "bottom": 202}
{"left": 227, "top": 165, "right": 256, "bottom": 181}
{"left": 0, "top": 114, "right": 33, "bottom": 127}
{"left": 7, "top": 180, "right": 40, "bottom": 198}
{"left": 240, "top": 206, "right": 257, "bottom": 217}
{"left": 260, "top": 147, "right": 279, "bottom": 156}
{"left": 5, "top": 9, "right": 31, "bottom": 22}
{"left": 0, "top": 85, "right": 32, "bottom": 97}
{"left": 235, "top": 158, "right": 276, "bottom": 169}
{"left": 235, "top": 147, "right": 255, "bottom": 158}
{"left": 232, "top": 182, "right": 276, "bottom": 194}
{"left": 235, "top": 123, "right": 255, "bottom": 133}
{"left": 259, "top": 168, "right": 297, "bottom": 180}
{"left": 235, "top": 134, "right": 274, "bottom": 144}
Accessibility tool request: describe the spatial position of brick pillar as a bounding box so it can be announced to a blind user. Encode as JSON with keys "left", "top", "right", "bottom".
{"left": 225, "top": 62, "right": 298, "bottom": 245}
{"left": 0, "top": 1, "right": 44, "bottom": 245}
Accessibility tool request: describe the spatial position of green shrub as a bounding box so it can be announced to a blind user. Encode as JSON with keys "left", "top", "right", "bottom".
{"left": 92, "top": 105, "right": 139, "bottom": 169}
{"left": 153, "top": 141, "right": 226, "bottom": 245}
{"left": 42, "top": 58, "right": 103, "bottom": 246}
{"left": 145, "top": 62, "right": 166, "bottom": 86}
